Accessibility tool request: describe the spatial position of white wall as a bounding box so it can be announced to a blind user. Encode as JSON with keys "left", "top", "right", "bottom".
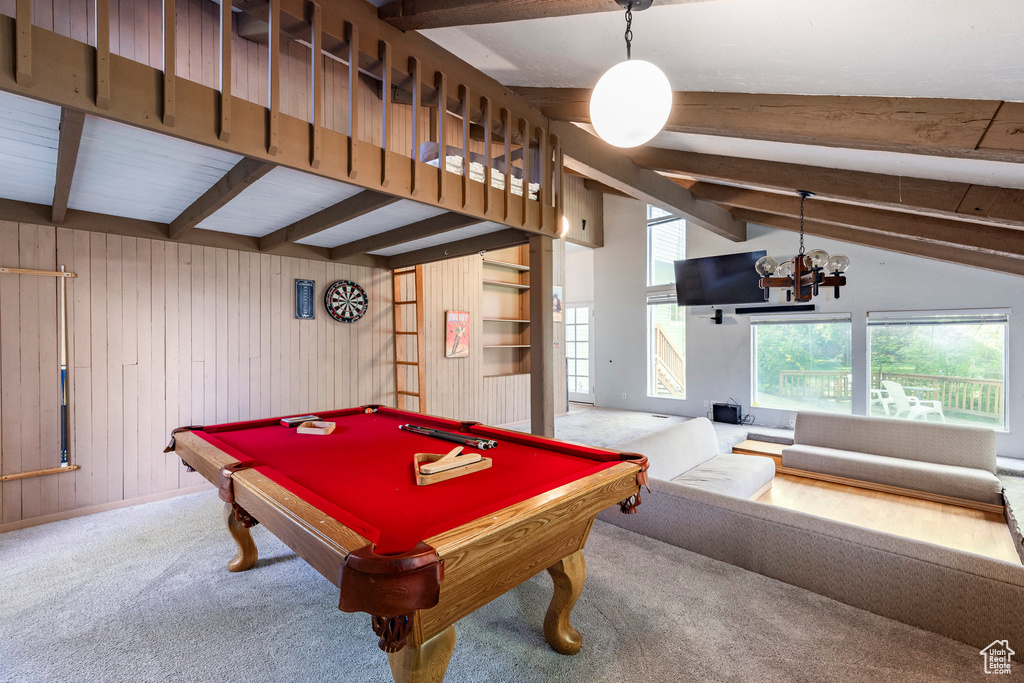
{"left": 593, "top": 195, "right": 1024, "bottom": 459}
{"left": 565, "top": 244, "right": 595, "bottom": 305}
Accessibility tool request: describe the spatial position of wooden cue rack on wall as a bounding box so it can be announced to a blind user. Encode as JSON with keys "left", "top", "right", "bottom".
{"left": 0, "top": 265, "right": 80, "bottom": 482}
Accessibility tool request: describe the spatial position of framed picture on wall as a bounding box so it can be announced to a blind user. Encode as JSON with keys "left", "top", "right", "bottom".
{"left": 553, "top": 286, "right": 564, "bottom": 322}
{"left": 445, "top": 310, "right": 469, "bottom": 358}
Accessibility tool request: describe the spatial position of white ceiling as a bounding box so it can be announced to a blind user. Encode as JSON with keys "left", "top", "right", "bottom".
{"left": 72, "top": 117, "right": 243, "bottom": 223}
{"left": 0, "top": 90, "right": 512, "bottom": 258}
{"left": 369, "top": 220, "right": 507, "bottom": 256}
{"left": 298, "top": 200, "right": 447, "bottom": 248}
{"left": 198, "top": 167, "right": 364, "bottom": 237}
{"left": 0, "top": 94, "right": 60, "bottom": 207}
{"left": 423, "top": 0, "right": 1024, "bottom": 101}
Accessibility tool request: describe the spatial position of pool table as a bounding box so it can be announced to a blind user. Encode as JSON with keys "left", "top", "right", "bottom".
{"left": 169, "top": 405, "right": 648, "bottom": 683}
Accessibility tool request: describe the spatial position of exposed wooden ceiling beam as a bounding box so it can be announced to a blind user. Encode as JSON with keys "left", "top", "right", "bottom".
{"left": 694, "top": 184, "right": 1024, "bottom": 258}
{"left": 583, "top": 178, "right": 631, "bottom": 198}
{"left": 629, "top": 147, "right": 1024, "bottom": 230}
{"left": 0, "top": 197, "right": 386, "bottom": 268}
{"left": 513, "top": 88, "right": 1024, "bottom": 163}
{"left": 735, "top": 209, "right": 1024, "bottom": 278}
{"left": 387, "top": 228, "right": 528, "bottom": 269}
{"left": 51, "top": 107, "right": 85, "bottom": 225}
{"left": 330, "top": 212, "right": 484, "bottom": 261}
{"left": 169, "top": 158, "right": 275, "bottom": 240}
{"left": 259, "top": 190, "right": 402, "bottom": 253}
{"left": 378, "top": 0, "right": 710, "bottom": 31}
{"left": 550, "top": 121, "right": 746, "bottom": 242}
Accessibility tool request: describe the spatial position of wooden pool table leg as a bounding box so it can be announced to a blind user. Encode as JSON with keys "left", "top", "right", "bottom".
{"left": 544, "top": 550, "right": 586, "bottom": 655}
{"left": 223, "top": 502, "right": 258, "bottom": 572}
{"left": 386, "top": 625, "right": 456, "bottom": 683}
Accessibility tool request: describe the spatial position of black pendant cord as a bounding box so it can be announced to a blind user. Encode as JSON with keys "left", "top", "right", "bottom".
{"left": 796, "top": 190, "right": 813, "bottom": 257}
{"left": 798, "top": 194, "right": 806, "bottom": 257}
{"left": 625, "top": 3, "right": 633, "bottom": 59}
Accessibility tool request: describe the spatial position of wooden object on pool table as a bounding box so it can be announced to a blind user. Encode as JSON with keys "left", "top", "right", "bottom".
{"left": 415, "top": 448, "right": 491, "bottom": 485}
{"left": 418, "top": 447, "right": 482, "bottom": 475}
{"left": 296, "top": 420, "right": 336, "bottom": 435}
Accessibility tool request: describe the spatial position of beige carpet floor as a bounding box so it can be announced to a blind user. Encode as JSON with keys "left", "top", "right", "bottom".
{"left": 1, "top": 490, "right": 1013, "bottom": 682}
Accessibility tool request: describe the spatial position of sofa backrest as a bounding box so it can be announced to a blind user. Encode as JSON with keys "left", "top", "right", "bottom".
{"left": 794, "top": 412, "right": 997, "bottom": 472}
{"left": 616, "top": 417, "right": 719, "bottom": 480}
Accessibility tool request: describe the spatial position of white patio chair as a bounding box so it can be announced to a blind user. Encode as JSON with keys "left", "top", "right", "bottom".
{"left": 869, "top": 387, "right": 896, "bottom": 416}
{"left": 881, "top": 380, "right": 945, "bottom": 422}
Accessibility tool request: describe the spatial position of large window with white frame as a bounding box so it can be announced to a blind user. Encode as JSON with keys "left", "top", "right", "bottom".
{"left": 751, "top": 314, "right": 853, "bottom": 413}
{"left": 867, "top": 310, "right": 1008, "bottom": 429}
{"left": 647, "top": 206, "right": 686, "bottom": 399}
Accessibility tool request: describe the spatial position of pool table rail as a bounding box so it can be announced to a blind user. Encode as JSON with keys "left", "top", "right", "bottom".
{"left": 173, "top": 430, "right": 373, "bottom": 585}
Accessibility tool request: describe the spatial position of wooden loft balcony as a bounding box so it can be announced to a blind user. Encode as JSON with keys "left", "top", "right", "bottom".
{"left": 0, "top": 0, "right": 562, "bottom": 259}
{"left": 0, "top": 0, "right": 743, "bottom": 268}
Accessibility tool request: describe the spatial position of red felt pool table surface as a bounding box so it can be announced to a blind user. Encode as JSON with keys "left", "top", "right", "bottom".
{"left": 195, "top": 407, "right": 621, "bottom": 554}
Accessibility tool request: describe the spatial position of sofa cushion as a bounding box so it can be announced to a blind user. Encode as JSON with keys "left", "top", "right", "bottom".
{"left": 616, "top": 417, "right": 718, "bottom": 481}
{"left": 783, "top": 444, "right": 1004, "bottom": 505}
{"left": 672, "top": 452, "right": 775, "bottom": 499}
{"left": 794, "top": 412, "right": 996, "bottom": 472}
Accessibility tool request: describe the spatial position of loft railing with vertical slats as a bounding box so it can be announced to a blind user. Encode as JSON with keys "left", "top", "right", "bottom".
{"left": 1, "top": 0, "right": 563, "bottom": 241}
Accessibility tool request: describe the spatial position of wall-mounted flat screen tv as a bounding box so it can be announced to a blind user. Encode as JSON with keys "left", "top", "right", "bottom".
{"left": 673, "top": 251, "right": 768, "bottom": 306}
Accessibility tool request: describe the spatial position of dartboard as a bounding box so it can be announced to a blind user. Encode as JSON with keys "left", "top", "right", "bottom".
{"left": 324, "top": 280, "right": 368, "bottom": 322}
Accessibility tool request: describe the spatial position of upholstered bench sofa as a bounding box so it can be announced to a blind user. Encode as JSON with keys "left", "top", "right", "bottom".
{"left": 615, "top": 417, "right": 774, "bottom": 499}
{"left": 597, "top": 482, "right": 1024, "bottom": 662}
{"left": 782, "top": 412, "right": 1003, "bottom": 510}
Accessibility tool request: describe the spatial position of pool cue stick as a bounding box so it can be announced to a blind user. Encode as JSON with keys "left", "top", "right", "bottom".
{"left": 399, "top": 424, "right": 497, "bottom": 450}
{"left": 59, "top": 265, "right": 69, "bottom": 467}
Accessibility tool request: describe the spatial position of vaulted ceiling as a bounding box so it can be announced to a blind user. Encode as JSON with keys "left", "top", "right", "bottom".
{"left": 2, "top": 0, "right": 1022, "bottom": 276}
{"left": 376, "top": 0, "right": 1024, "bottom": 275}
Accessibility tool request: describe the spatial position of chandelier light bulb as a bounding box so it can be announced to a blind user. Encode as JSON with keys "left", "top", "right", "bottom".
{"left": 805, "top": 249, "right": 830, "bottom": 269}
{"left": 755, "top": 255, "right": 778, "bottom": 276}
{"left": 775, "top": 260, "right": 794, "bottom": 279}
{"left": 827, "top": 254, "right": 850, "bottom": 273}
{"left": 590, "top": 59, "right": 673, "bottom": 148}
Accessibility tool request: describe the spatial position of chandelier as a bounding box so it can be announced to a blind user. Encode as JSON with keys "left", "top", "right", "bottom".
{"left": 754, "top": 191, "right": 849, "bottom": 302}
{"left": 589, "top": 1, "right": 673, "bottom": 148}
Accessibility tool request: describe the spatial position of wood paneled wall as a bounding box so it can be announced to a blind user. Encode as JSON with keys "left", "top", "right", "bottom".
{"left": 421, "top": 241, "right": 567, "bottom": 427}
{"left": 0, "top": 221, "right": 393, "bottom": 528}
{"left": 422, "top": 255, "right": 484, "bottom": 421}
{"left": 563, "top": 175, "right": 604, "bottom": 247}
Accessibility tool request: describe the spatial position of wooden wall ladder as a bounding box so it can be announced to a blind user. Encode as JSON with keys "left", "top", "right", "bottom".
{"left": 393, "top": 266, "right": 427, "bottom": 413}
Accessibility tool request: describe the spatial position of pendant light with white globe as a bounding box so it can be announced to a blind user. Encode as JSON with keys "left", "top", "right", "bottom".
{"left": 590, "top": 0, "right": 673, "bottom": 148}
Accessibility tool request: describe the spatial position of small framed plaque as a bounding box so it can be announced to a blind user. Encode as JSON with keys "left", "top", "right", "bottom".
{"left": 295, "top": 279, "right": 315, "bottom": 319}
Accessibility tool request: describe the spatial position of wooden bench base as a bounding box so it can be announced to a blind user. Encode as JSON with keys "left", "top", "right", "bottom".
{"left": 775, "top": 466, "right": 1005, "bottom": 515}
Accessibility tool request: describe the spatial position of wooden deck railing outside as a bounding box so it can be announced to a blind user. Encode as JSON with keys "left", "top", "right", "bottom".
{"left": 772, "top": 369, "right": 1004, "bottom": 419}
{"left": 653, "top": 324, "right": 685, "bottom": 398}
{"left": 777, "top": 370, "right": 852, "bottom": 401}
{"left": 873, "top": 372, "right": 1004, "bottom": 418}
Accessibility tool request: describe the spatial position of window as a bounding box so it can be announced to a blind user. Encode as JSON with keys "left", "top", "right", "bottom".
{"left": 751, "top": 315, "right": 853, "bottom": 413}
{"left": 868, "top": 311, "right": 1008, "bottom": 429}
{"left": 647, "top": 207, "right": 685, "bottom": 398}
{"left": 649, "top": 301, "right": 686, "bottom": 398}
{"left": 566, "top": 306, "right": 593, "bottom": 400}
{"left": 647, "top": 211, "right": 685, "bottom": 287}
